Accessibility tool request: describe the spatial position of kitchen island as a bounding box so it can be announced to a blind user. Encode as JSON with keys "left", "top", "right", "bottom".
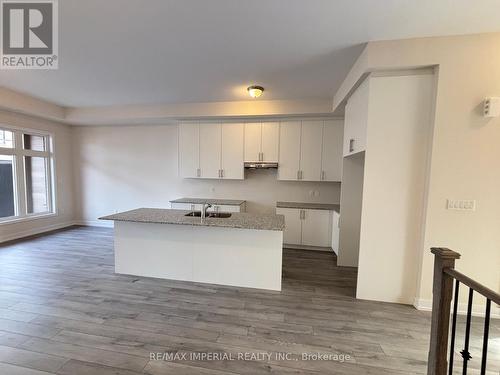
{"left": 100, "top": 208, "right": 285, "bottom": 291}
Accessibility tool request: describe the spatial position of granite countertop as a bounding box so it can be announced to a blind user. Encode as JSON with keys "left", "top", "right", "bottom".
{"left": 170, "top": 198, "right": 246, "bottom": 206}
{"left": 277, "top": 201, "right": 340, "bottom": 213}
{"left": 99, "top": 208, "right": 284, "bottom": 231}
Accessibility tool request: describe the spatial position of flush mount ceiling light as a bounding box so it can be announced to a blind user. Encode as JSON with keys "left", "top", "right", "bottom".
{"left": 247, "top": 85, "right": 264, "bottom": 98}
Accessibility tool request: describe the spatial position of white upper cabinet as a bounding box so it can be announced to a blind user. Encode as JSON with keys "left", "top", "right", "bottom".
{"left": 244, "top": 123, "right": 261, "bottom": 162}
{"left": 180, "top": 118, "right": 342, "bottom": 181}
{"left": 278, "top": 121, "right": 301, "bottom": 180}
{"left": 321, "top": 120, "right": 344, "bottom": 181}
{"left": 344, "top": 78, "right": 369, "bottom": 156}
{"left": 244, "top": 122, "right": 279, "bottom": 162}
{"left": 199, "top": 123, "right": 221, "bottom": 179}
{"left": 278, "top": 120, "right": 343, "bottom": 181}
{"left": 221, "top": 123, "right": 244, "bottom": 179}
{"left": 300, "top": 121, "right": 323, "bottom": 181}
{"left": 261, "top": 122, "right": 279, "bottom": 162}
{"left": 178, "top": 123, "right": 199, "bottom": 178}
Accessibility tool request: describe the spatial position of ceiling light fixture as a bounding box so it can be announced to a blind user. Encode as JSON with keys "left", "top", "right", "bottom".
{"left": 247, "top": 85, "right": 264, "bottom": 98}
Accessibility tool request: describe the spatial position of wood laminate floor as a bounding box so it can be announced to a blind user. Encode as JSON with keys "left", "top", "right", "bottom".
{"left": 0, "top": 226, "right": 498, "bottom": 375}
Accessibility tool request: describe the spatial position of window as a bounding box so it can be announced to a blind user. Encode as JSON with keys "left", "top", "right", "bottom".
{"left": 0, "top": 126, "right": 55, "bottom": 222}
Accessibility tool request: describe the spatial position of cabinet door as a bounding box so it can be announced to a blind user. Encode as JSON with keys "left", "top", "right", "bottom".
{"left": 212, "top": 204, "right": 241, "bottom": 213}
{"left": 221, "top": 123, "right": 244, "bottom": 179}
{"left": 300, "top": 121, "right": 323, "bottom": 181}
{"left": 331, "top": 211, "right": 340, "bottom": 254}
{"left": 276, "top": 208, "right": 302, "bottom": 245}
{"left": 261, "top": 122, "right": 279, "bottom": 162}
{"left": 199, "top": 123, "right": 221, "bottom": 179}
{"left": 244, "top": 123, "right": 261, "bottom": 162}
{"left": 321, "top": 120, "right": 344, "bottom": 181}
{"left": 344, "top": 78, "right": 369, "bottom": 156}
{"left": 171, "top": 203, "right": 192, "bottom": 210}
{"left": 278, "top": 121, "right": 301, "bottom": 180}
{"left": 302, "top": 209, "right": 332, "bottom": 248}
{"left": 172, "top": 203, "right": 202, "bottom": 211}
{"left": 178, "top": 123, "right": 199, "bottom": 178}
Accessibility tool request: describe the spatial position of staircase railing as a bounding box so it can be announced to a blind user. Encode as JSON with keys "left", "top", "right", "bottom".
{"left": 427, "top": 248, "right": 500, "bottom": 375}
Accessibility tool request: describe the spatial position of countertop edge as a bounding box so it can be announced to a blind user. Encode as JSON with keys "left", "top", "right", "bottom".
{"left": 276, "top": 201, "right": 340, "bottom": 212}
{"left": 99, "top": 209, "right": 284, "bottom": 232}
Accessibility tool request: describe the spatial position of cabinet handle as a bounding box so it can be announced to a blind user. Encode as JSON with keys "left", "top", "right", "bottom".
{"left": 221, "top": 169, "right": 224, "bottom": 178}
{"left": 321, "top": 171, "right": 325, "bottom": 181}
{"left": 196, "top": 168, "right": 201, "bottom": 177}
{"left": 300, "top": 170, "right": 303, "bottom": 180}
{"left": 349, "top": 139, "right": 355, "bottom": 153}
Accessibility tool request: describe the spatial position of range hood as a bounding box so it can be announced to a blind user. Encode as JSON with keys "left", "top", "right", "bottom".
{"left": 244, "top": 162, "right": 278, "bottom": 169}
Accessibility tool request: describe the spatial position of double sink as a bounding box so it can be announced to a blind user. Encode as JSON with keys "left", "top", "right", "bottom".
{"left": 185, "top": 211, "right": 232, "bottom": 219}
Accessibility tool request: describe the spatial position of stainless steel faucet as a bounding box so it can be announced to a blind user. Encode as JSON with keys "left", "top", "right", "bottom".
{"left": 201, "top": 203, "right": 212, "bottom": 221}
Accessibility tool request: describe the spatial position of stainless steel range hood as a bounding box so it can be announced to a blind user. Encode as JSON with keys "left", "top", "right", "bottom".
{"left": 244, "top": 162, "right": 278, "bottom": 169}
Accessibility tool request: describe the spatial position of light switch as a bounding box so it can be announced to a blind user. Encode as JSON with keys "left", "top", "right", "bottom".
{"left": 447, "top": 199, "right": 476, "bottom": 211}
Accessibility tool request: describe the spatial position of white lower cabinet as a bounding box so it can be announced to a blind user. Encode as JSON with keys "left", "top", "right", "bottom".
{"left": 331, "top": 211, "right": 340, "bottom": 255}
{"left": 171, "top": 203, "right": 203, "bottom": 211}
{"left": 276, "top": 208, "right": 302, "bottom": 245}
{"left": 276, "top": 207, "right": 333, "bottom": 249}
{"left": 301, "top": 209, "right": 332, "bottom": 247}
{"left": 171, "top": 203, "right": 243, "bottom": 212}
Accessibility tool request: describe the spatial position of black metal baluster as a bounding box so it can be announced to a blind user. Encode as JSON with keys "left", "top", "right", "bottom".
{"left": 480, "top": 299, "right": 491, "bottom": 375}
{"left": 449, "top": 280, "right": 460, "bottom": 375}
{"left": 460, "top": 288, "right": 474, "bottom": 375}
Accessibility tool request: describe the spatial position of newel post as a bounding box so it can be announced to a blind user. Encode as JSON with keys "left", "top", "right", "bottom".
{"left": 427, "top": 248, "right": 461, "bottom": 375}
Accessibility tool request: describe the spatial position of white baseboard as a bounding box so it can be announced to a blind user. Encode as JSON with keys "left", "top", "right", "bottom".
{"left": 73, "top": 220, "right": 114, "bottom": 228}
{"left": 414, "top": 298, "right": 500, "bottom": 319}
{"left": 0, "top": 221, "right": 76, "bottom": 243}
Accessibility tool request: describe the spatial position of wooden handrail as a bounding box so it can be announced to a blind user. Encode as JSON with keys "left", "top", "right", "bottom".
{"left": 427, "top": 247, "right": 498, "bottom": 375}
{"left": 428, "top": 247, "right": 461, "bottom": 375}
{"left": 444, "top": 268, "right": 500, "bottom": 305}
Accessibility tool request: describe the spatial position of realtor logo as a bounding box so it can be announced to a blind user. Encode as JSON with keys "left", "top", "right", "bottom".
{"left": 1, "top": 0, "right": 58, "bottom": 69}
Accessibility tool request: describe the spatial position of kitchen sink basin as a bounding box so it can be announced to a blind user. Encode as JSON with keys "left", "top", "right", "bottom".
{"left": 185, "top": 211, "right": 232, "bottom": 218}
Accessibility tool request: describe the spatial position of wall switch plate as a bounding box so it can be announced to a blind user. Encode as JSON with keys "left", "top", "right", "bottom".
{"left": 484, "top": 97, "right": 500, "bottom": 117}
{"left": 447, "top": 199, "right": 476, "bottom": 211}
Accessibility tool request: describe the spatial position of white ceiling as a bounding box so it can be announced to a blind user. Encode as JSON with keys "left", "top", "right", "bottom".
{"left": 1, "top": 0, "right": 500, "bottom": 107}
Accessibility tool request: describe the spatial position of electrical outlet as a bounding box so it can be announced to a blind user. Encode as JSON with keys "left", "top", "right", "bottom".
{"left": 447, "top": 199, "right": 476, "bottom": 211}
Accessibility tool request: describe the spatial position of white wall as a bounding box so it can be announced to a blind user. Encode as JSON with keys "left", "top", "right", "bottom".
{"left": 0, "top": 110, "right": 74, "bottom": 242}
{"left": 72, "top": 123, "right": 341, "bottom": 225}
{"left": 334, "top": 33, "right": 500, "bottom": 314}
{"left": 338, "top": 152, "right": 364, "bottom": 267}
{"left": 357, "top": 73, "right": 435, "bottom": 304}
